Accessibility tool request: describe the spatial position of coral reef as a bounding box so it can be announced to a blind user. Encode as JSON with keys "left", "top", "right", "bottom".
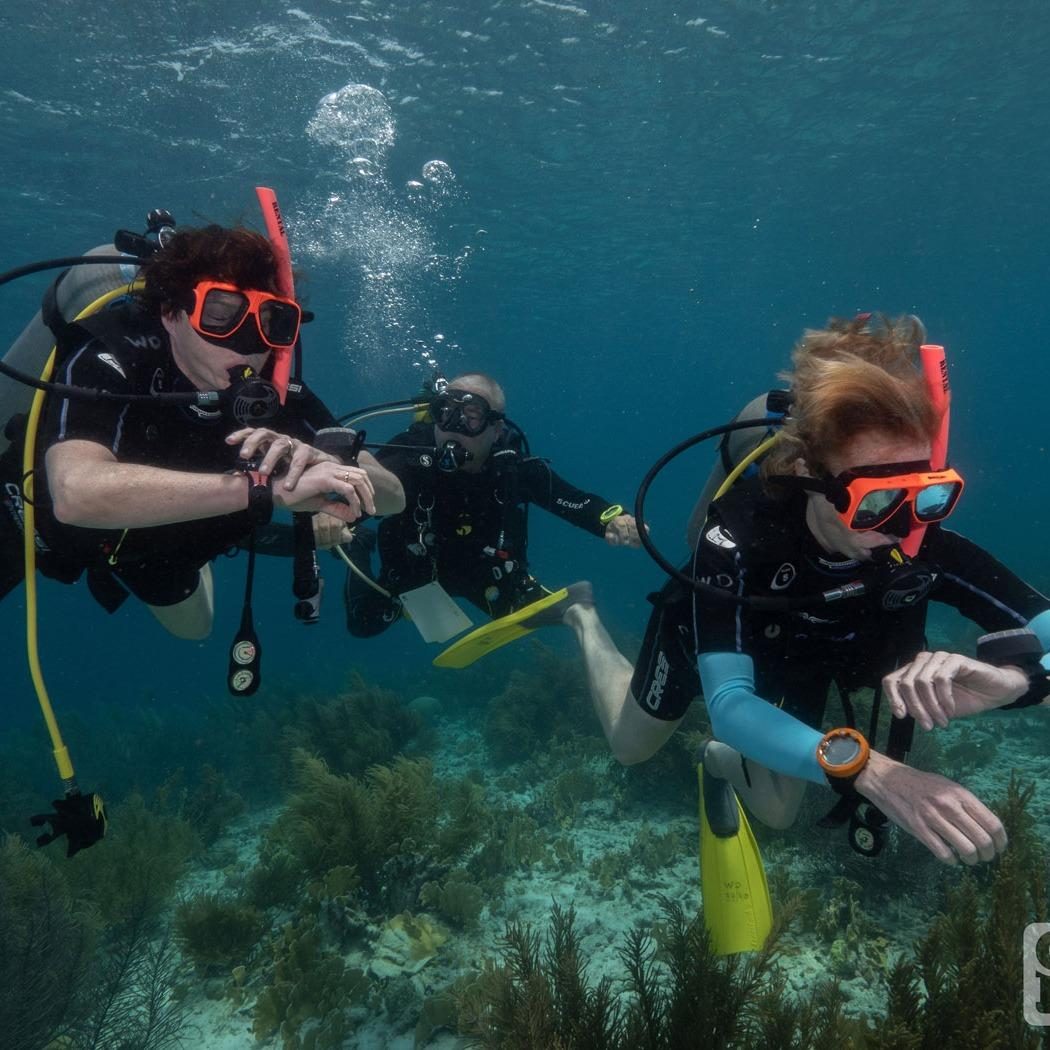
{"left": 420, "top": 870, "right": 485, "bottom": 929}
{"left": 0, "top": 835, "right": 96, "bottom": 1050}
{"left": 252, "top": 915, "right": 370, "bottom": 1050}
{"left": 452, "top": 779, "right": 1050, "bottom": 1049}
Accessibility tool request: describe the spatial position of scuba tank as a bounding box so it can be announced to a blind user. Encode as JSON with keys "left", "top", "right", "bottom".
{"left": 0, "top": 231, "right": 166, "bottom": 457}
{"left": 685, "top": 390, "right": 789, "bottom": 550}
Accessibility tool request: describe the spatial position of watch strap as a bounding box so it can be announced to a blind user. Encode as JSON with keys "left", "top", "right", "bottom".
{"left": 245, "top": 470, "right": 274, "bottom": 526}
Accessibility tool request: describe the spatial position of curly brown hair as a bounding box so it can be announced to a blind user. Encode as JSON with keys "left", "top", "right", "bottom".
{"left": 761, "top": 314, "right": 939, "bottom": 487}
{"left": 138, "top": 225, "right": 280, "bottom": 316}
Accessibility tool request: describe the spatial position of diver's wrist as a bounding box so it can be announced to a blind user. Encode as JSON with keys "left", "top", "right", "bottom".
{"left": 852, "top": 749, "right": 892, "bottom": 800}
{"left": 997, "top": 665, "right": 1032, "bottom": 704}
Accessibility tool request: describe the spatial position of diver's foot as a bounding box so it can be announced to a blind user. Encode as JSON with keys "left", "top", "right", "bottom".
{"left": 700, "top": 743, "right": 740, "bottom": 839}
{"left": 520, "top": 581, "right": 594, "bottom": 628}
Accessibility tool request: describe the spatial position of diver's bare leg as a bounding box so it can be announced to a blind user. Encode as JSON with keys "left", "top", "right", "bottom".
{"left": 703, "top": 739, "right": 807, "bottom": 830}
{"left": 147, "top": 564, "right": 215, "bottom": 641}
{"left": 564, "top": 605, "right": 681, "bottom": 764}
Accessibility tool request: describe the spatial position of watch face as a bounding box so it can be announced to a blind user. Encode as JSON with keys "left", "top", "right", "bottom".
{"left": 824, "top": 735, "right": 862, "bottom": 769}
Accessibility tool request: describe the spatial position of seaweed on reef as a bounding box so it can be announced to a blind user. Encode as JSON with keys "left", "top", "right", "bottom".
{"left": 453, "top": 897, "right": 814, "bottom": 1049}
{"left": 586, "top": 824, "right": 684, "bottom": 901}
{"left": 0, "top": 834, "right": 190, "bottom": 1050}
{"left": 940, "top": 723, "right": 1000, "bottom": 781}
{"left": 878, "top": 776, "right": 1050, "bottom": 1050}
{"left": 538, "top": 767, "right": 602, "bottom": 825}
{"left": 0, "top": 835, "right": 96, "bottom": 1050}
{"left": 244, "top": 841, "right": 306, "bottom": 909}
{"left": 63, "top": 793, "right": 199, "bottom": 927}
{"left": 273, "top": 672, "right": 430, "bottom": 782}
{"left": 272, "top": 750, "right": 442, "bottom": 904}
{"left": 470, "top": 811, "right": 549, "bottom": 877}
{"left": 436, "top": 776, "right": 492, "bottom": 857}
{"left": 154, "top": 762, "right": 245, "bottom": 848}
{"left": 452, "top": 897, "right": 898, "bottom": 1048}
{"left": 174, "top": 891, "right": 265, "bottom": 972}
{"left": 481, "top": 648, "right": 596, "bottom": 766}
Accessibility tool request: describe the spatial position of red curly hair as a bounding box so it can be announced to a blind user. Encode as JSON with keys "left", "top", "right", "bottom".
{"left": 761, "top": 315, "right": 939, "bottom": 485}
{"left": 139, "top": 225, "right": 280, "bottom": 316}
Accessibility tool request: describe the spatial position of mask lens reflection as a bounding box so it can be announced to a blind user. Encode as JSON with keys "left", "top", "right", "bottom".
{"left": 258, "top": 301, "right": 300, "bottom": 347}
{"left": 852, "top": 488, "right": 907, "bottom": 530}
{"left": 915, "top": 481, "right": 961, "bottom": 522}
{"left": 200, "top": 289, "right": 248, "bottom": 334}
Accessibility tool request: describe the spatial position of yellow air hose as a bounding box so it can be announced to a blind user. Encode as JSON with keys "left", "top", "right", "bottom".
{"left": 712, "top": 433, "right": 779, "bottom": 502}
{"left": 22, "top": 280, "right": 143, "bottom": 786}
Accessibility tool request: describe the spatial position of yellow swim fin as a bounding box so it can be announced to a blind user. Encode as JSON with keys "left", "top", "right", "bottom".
{"left": 432, "top": 587, "right": 570, "bottom": 669}
{"left": 698, "top": 763, "right": 773, "bottom": 955}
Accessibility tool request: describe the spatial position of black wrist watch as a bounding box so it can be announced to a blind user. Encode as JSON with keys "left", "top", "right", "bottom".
{"left": 245, "top": 469, "right": 274, "bottom": 526}
{"left": 975, "top": 628, "right": 1050, "bottom": 709}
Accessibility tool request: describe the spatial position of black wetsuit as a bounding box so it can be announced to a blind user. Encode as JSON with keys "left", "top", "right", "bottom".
{"left": 345, "top": 421, "right": 614, "bottom": 636}
{"left": 0, "top": 300, "right": 337, "bottom": 608}
{"left": 631, "top": 478, "right": 1050, "bottom": 728}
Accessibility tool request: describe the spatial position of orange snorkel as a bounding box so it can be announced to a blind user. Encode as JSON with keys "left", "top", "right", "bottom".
{"left": 900, "top": 343, "right": 950, "bottom": 558}
{"left": 255, "top": 186, "right": 295, "bottom": 404}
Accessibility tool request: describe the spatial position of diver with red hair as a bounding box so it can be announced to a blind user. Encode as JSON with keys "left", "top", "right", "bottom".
{"left": 555, "top": 315, "right": 1050, "bottom": 868}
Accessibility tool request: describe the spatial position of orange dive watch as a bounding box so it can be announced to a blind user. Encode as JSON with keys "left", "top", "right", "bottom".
{"left": 816, "top": 727, "right": 870, "bottom": 793}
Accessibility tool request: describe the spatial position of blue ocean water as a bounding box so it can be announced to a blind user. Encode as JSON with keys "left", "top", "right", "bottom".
{"left": 1, "top": 1, "right": 1049, "bottom": 1043}
{"left": 3, "top": 0, "right": 1048, "bottom": 712}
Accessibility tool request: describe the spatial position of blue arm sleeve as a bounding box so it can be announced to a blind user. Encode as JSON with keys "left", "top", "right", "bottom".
{"left": 698, "top": 651, "right": 827, "bottom": 785}
{"left": 1026, "top": 609, "right": 1050, "bottom": 671}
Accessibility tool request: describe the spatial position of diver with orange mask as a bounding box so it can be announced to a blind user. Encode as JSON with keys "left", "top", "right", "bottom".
{"left": 0, "top": 207, "right": 405, "bottom": 856}
{"left": 549, "top": 314, "right": 1050, "bottom": 881}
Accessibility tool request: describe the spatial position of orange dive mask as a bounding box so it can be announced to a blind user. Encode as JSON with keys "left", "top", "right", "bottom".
{"left": 188, "top": 280, "right": 302, "bottom": 350}
{"left": 779, "top": 460, "right": 965, "bottom": 533}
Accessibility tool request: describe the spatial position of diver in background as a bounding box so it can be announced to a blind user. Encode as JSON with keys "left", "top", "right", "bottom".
{"left": 550, "top": 315, "right": 1050, "bottom": 866}
{"left": 0, "top": 224, "right": 404, "bottom": 639}
{"left": 344, "top": 372, "right": 641, "bottom": 636}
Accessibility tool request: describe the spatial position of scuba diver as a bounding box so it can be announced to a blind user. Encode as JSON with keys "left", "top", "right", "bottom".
{"left": 549, "top": 315, "right": 1050, "bottom": 876}
{"left": 343, "top": 372, "right": 642, "bottom": 644}
{"left": 0, "top": 203, "right": 407, "bottom": 859}
{"left": 0, "top": 222, "right": 404, "bottom": 639}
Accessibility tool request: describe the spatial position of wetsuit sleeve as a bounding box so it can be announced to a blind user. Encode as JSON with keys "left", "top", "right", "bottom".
{"left": 518, "top": 459, "right": 617, "bottom": 536}
{"left": 698, "top": 652, "right": 827, "bottom": 785}
{"left": 41, "top": 337, "right": 135, "bottom": 452}
{"left": 927, "top": 527, "right": 1050, "bottom": 631}
{"left": 691, "top": 508, "right": 827, "bottom": 784}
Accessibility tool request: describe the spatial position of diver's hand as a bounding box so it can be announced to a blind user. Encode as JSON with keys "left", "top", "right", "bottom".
{"left": 226, "top": 428, "right": 339, "bottom": 482}
{"left": 604, "top": 514, "right": 644, "bottom": 548}
{"left": 854, "top": 751, "right": 1006, "bottom": 865}
{"left": 274, "top": 460, "right": 376, "bottom": 522}
{"left": 313, "top": 512, "right": 355, "bottom": 550}
{"left": 882, "top": 650, "right": 1029, "bottom": 731}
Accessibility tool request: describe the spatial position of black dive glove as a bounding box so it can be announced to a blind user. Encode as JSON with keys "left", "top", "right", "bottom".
{"left": 31, "top": 791, "right": 108, "bottom": 857}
